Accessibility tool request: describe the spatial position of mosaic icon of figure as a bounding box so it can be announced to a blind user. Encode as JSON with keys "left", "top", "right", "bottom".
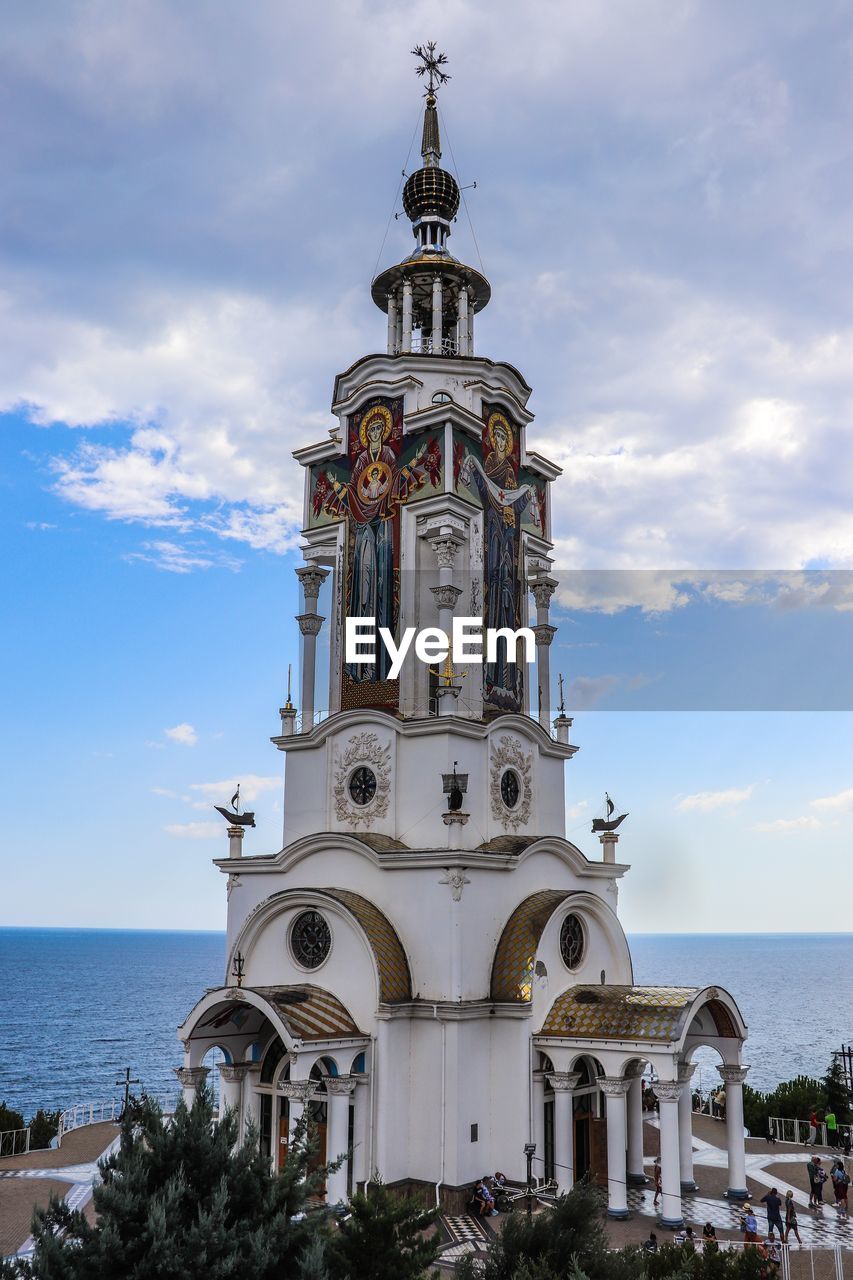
{"left": 314, "top": 401, "right": 440, "bottom": 680}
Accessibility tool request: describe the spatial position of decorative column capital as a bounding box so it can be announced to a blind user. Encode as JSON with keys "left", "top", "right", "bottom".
{"left": 296, "top": 612, "right": 325, "bottom": 637}
{"left": 532, "top": 623, "right": 557, "bottom": 648}
{"left": 427, "top": 531, "right": 464, "bottom": 569}
{"left": 173, "top": 1066, "right": 210, "bottom": 1088}
{"left": 219, "top": 1063, "right": 253, "bottom": 1084}
{"left": 530, "top": 576, "right": 558, "bottom": 609}
{"left": 326, "top": 1075, "right": 358, "bottom": 1097}
{"left": 653, "top": 1079, "right": 684, "bottom": 1103}
{"left": 598, "top": 1075, "right": 630, "bottom": 1098}
{"left": 717, "top": 1064, "right": 749, "bottom": 1084}
{"left": 547, "top": 1071, "right": 582, "bottom": 1092}
{"left": 430, "top": 584, "right": 463, "bottom": 610}
{"left": 677, "top": 1061, "right": 697, "bottom": 1085}
{"left": 295, "top": 564, "right": 329, "bottom": 603}
{"left": 278, "top": 1079, "right": 317, "bottom": 1103}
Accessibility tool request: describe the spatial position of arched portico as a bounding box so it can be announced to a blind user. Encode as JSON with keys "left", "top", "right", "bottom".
{"left": 177, "top": 983, "right": 370, "bottom": 1202}
{"left": 533, "top": 983, "right": 748, "bottom": 1228}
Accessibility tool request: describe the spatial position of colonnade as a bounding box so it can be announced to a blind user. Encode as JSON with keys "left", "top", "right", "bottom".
{"left": 533, "top": 1060, "right": 750, "bottom": 1229}
{"left": 386, "top": 277, "right": 475, "bottom": 357}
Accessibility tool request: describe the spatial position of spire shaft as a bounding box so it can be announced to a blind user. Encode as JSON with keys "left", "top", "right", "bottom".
{"left": 421, "top": 93, "right": 441, "bottom": 166}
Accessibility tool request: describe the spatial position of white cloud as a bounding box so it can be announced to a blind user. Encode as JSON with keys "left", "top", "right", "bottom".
{"left": 752, "top": 815, "right": 821, "bottom": 833}
{"left": 810, "top": 787, "right": 853, "bottom": 812}
{"left": 676, "top": 785, "right": 754, "bottom": 812}
{"left": 126, "top": 540, "right": 242, "bottom": 574}
{"left": 190, "top": 774, "right": 280, "bottom": 805}
{"left": 165, "top": 821, "right": 222, "bottom": 839}
{"left": 165, "top": 723, "right": 198, "bottom": 746}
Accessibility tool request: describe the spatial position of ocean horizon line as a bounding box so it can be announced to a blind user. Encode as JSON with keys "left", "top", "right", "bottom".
{"left": 1, "top": 924, "right": 852, "bottom": 938}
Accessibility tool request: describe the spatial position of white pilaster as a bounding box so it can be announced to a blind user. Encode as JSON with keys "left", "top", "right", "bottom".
{"left": 655, "top": 1080, "right": 684, "bottom": 1228}
{"left": 677, "top": 1062, "right": 697, "bottom": 1191}
{"left": 532, "top": 1072, "right": 546, "bottom": 1185}
{"left": 547, "top": 1072, "right": 581, "bottom": 1194}
{"left": 599, "top": 1077, "right": 630, "bottom": 1219}
{"left": 352, "top": 1073, "right": 370, "bottom": 1187}
{"left": 718, "top": 1065, "right": 749, "bottom": 1199}
{"left": 326, "top": 1077, "right": 357, "bottom": 1205}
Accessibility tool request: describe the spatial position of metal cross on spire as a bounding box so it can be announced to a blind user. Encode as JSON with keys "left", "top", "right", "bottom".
{"left": 412, "top": 41, "right": 451, "bottom": 95}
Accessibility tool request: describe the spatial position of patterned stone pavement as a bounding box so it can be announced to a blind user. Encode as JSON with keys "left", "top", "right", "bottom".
{"left": 0, "top": 1136, "right": 120, "bottom": 1260}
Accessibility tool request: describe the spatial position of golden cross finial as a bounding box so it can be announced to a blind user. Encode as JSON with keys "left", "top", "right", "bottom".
{"left": 429, "top": 653, "right": 466, "bottom": 686}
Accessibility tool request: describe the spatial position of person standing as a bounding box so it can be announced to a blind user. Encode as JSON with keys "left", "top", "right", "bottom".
{"left": 653, "top": 1156, "right": 662, "bottom": 1206}
{"left": 784, "top": 1190, "right": 802, "bottom": 1245}
{"left": 742, "top": 1206, "right": 760, "bottom": 1243}
{"left": 814, "top": 1159, "right": 827, "bottom": 1208}
{"left": 825, "top": 1109, "right": 837, "bottom": 1149}
{"left": 805, "top": 1111, "right": 819, "bottom": 1146}
{"left": 831, "top": 1159, "right": 849, "bottom": 1219}
{"left": 761, "top": 1188, "right": 785, "bottom": 1240}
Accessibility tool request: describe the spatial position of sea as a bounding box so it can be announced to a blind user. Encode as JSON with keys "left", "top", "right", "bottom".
{"left": 1, "top": 929, "right": 850, "bottom": 1121}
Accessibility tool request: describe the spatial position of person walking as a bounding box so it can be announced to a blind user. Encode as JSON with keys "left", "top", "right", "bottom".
{"left": 807, "top": 1155, "right": 821, "bottom": 1208}
{"left": 784, "top": 1190, "right": 802, "bottom": 1245}
{"left": 653, "top": 1156, "right": 662, "bottom": 1207}
{"left": 761, "top": 1188, "right": 786, "bottom": 1240}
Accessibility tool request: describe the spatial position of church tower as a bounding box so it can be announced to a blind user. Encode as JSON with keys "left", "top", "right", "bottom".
{"left": 178, "top": 50, "right": 749, "bottom": 1229}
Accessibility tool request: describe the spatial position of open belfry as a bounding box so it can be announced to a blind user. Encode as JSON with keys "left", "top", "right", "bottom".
{"left": 178, "top": 48, "right": 749, "bottom": 1225}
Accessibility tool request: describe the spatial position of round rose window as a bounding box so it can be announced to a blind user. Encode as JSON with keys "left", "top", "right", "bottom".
{"left": 500, "top": 769, "right": 520, "bottom": 809}
{"left": 560, "top": 913, "right": 585, "bottom": 970}
{"left": 348, "top": 766, "right": 377, "bottom": 806}
{"left": 291, "top": 910, "right": 331, "bottom": 969}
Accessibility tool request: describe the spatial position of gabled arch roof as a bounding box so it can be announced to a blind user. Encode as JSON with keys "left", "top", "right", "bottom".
{"left": 537, "top": 985, "right": 742, "bottom": 1044}
{"left": 181, "top": 983, "right": 363, "bottom": 1049}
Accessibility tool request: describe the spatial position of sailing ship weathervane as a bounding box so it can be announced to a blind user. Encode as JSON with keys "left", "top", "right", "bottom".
{"left": 215, "top": 784, "right": 256, "bottom": 828}
{"left": 591, "top": 793, "right": 628, "bottom": 834}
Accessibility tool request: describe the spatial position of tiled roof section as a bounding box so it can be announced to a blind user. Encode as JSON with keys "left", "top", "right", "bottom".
{"left": 357, "top": 832, "right": 409, "bottom": 852}
{"left": 539, "top": 985, "right": 699, "bottom": 1041}
{"left": 321, "top": 888, "right": 412, "bottom": 1003}
{"left": 477, "top": 835, "right": 536, "bottom": 854}
{"left": 491, "top": 890, "right": 573, "bottom": 1002}
{"left": 253, "top": 985, "right": 362, "bottom": 1040}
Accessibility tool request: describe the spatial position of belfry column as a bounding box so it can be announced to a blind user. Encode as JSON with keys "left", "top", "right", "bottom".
{"left": 402, "top": 279, "right": 413, "bottom": 353}
{"left": 457, "top": 285, "right": 469, "bottom": 356}
{"left": 432, "top": 276, "right": 443, "bottom": 351}
{"left": 718, "top": 1065, "right": 749, "bottom": 1200}
{"left": 530, "top": 575, "right": 557, "bottom": 730}
{"left": 173, "top": 1065, "right": 209, "bottom": 1109}
{"left": 326, "top": 1077, "right": 357, "bottom": 1204}
{"left": 626, "top": 1070, "right": 647, "bottom": 1185}
{"left": 387, "top": 292, "right": 398, "bottom": 354}
{"left": 599, "top": 1077, "right": 630, "bottom": 1219}
{"left": 547, "top": 1072, "right": 581, "bottom": 1194}
{"left": 295, "top": 565, "right": 329, "bottom": 732}
{"left": 654, "top": 1080, "right": 684, "bottom": 1228}
{"left": 467, "top": 292, "right": 475, "bottom": 354}
{"left": 677, "top": 1062, "right": 697, "bottom": 1191}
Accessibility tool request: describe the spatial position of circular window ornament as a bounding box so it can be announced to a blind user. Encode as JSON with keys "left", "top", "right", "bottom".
{"left": 500, "top": 769, "right": 520, "bottom": 810}
{"left": 291, "top": 910, "right": 331, "bottom": 970}
{"left": 348, "top": 766, "right": 377, "bottom": 807}
{"left": 560, "top": 913, "right": 585, "bottom": 970}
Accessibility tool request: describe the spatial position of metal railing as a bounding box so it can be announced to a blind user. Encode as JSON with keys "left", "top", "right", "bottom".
{"left": 711, "top": 1240, "right": 853, "bottom": 1280}
{"left": 769, "top": 1116, "right": 853, "bottom": 1151}
{"left": 57, "top": 1096, "right": 179, "bottom": 1145}
{"left": 0, "top": 1126, "right": 31, "bottom": 1157}
{"left": 391, "top": 335, "right": 460, "bottom": 357}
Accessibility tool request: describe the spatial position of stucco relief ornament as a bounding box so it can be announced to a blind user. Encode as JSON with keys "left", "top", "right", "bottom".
{"left": 489, "top": 736, "right": 532, "bottom": 831}
{"left": 439, "top": 868, "right": 470, "bottom": 901}
{"left": 333, "top": 732, "right": 392, "bottom": 828}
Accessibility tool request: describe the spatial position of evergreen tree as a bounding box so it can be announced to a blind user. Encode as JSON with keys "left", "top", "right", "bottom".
{"left": 27, "top": 1109, "right": 61, "bottom": 1151}
{"left": 823, "top": 1060, "right": 852, "bottom": 1123}
{"left": 326, "top": 1181, "right": 439, "bottom": 1280}
{"left": 2, "top": 1087, "right": 322, "bottom": 1279}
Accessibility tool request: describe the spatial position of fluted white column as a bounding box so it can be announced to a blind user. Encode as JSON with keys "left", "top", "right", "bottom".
{"left": 279, "top": 1079, "right": 315, "bottom": 1149}
{"left": 457, "top": 285, "right": 469, "bottom": 356}
{"left": 626, "top": 1075, "right": 647, "bottom": 1184}
{"left": 326, "top": 1077, "right": 357, "bottom": 1205}
{"left": 352, "top": 1073, "right": 370, "bottom": 1188}
{"left": 719, "top": 1065, "right": 749, "bottom": 1200}
{"left": 677, "top": 1062, "right": 697, "bottom": 1191}
{"left": 432, "top": 276, "right": 442, "bottom": 350}
{"left": 599, "top": 1077, "right": 630, "bottom": 1219}
{"left": 548, "top": 1072, "right": 581, "bottom": 1194}
{"left": 655, "top": 1080, "right": 684, "bottom": 1228}
{"left": 402, "top": 279, "right": 413, "bottom": 353}
{"left": 532, "top": 1072, "right": 546, "bottom": 1185}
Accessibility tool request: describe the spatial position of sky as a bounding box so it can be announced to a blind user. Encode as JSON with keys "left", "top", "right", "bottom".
{"left": 2, "top": 0, "right": 852, "bottom": 932}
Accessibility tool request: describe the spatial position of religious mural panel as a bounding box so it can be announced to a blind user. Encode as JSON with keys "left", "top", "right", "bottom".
{"left": 454, "top": 404, "right": 547, "bottom": 715}
{"left": 309, "top": 396, "right": 442, "bottom": 709}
